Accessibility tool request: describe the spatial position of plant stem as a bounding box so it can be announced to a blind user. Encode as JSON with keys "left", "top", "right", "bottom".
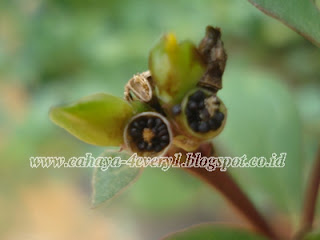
{"left": 299, "top": 145, "right": 320, "bottom": 237}
{"left": 168, "top": 142, "right": 279, "bottom": 239}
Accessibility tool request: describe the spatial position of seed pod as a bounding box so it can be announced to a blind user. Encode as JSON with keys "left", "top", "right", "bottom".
{"left": 173, "top": 88, "right": 227, "bottom": 141}
{"left": 198, "top": 26, "right": 227, "bottom": 93}
{"left": 124, "top": 112, "right": 173, "bottom": 157}
{"left": 149, "top": 33, "right": 206, "bottom": 105}
{"left": 124, "top": 71, "right": 153, "bottom": 103}
{"left": 124, "top": 71, "right": 167, "bottom": 116}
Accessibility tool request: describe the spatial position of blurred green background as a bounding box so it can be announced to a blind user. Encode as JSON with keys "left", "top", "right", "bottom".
{"left": 0, "top": 0, "right": 319, "bottom": 239}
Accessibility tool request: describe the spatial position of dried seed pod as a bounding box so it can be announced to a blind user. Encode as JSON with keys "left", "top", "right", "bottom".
{"left": 198, "top": 26, "right": 227, "bottom": 93}
{"left": 175, "top": 88, "right": 227, "bottom": 141}
{"left": 124, "top": 112, "right": 172, "bottom": 157}
{"left": 124, "top": 71, "right": 167, "bottom": 116}
{"left": 124, "top": 71, "right": 153, "bottom": 103}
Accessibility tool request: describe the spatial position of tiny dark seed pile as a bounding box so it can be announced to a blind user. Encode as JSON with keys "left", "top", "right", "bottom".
{"left": 129, "top": 116, "right": 170, "bottom": 152}
{"left": 186, "top": 90, "right": 224, "bottom": 133}
{"left": 172, "top": 104, "right": 182, "bottom": 115}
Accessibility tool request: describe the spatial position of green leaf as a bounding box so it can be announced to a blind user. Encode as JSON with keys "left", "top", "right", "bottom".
{"left": 163, "top": 224, "right": 267, "bottom": 240}
{"left": 216, "top": 61, "right": 303, "bottom": 222}
{"left": 50, "top": 93, "right": 133, "bottom": 146}
{"left": 92, "top": 149, "right": 142, "bottom": 207}
{"left": 248, "top": 0, "right": 320, "bottom": 47}
{"left": 149, "top": 34, "right": 206, "bottom": 104}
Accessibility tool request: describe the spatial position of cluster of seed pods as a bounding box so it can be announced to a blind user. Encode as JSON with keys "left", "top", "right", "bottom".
{"left": 49, "top": 26, "right": 227, "bottom": 158}
{"left": 124, "top": 26, "right": 227, "bottom": 157}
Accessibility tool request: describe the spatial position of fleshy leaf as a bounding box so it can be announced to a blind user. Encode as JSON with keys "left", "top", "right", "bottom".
{"left": 92, "top": 149, "right": 142, "bottom": 207}
{"left": 50, "top": 93, "right": 133, "bottom": 146}
{"left": 249, "top": 0, "right": 320, "bottom": 47}
{"left": 163, "top": 224, "right": 267, "bottom": 240}
{"left": 149, "top": 34, "right": 206, "bottom": 104}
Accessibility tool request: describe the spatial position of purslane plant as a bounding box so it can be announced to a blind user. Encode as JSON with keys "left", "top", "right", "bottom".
{"left": 49, "top": 26, "right": 320, "bottom": 240}
{"left": 49, "top": 26, "right": 279, "bottom": 239}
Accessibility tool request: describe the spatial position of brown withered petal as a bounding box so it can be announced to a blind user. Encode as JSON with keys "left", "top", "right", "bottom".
{"left": 198, "top": 26, "right": 227, "bottom": 92}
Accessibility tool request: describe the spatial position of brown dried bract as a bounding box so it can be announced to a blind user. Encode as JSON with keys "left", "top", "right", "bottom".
{"left": 198, "top": 26, "right": 227, "bottom": 92}
{"left": 124, "top": 71, "right": 153, "bottom": 102}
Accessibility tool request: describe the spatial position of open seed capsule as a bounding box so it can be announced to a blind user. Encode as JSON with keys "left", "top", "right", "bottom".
{"left": 174, "top": 88, "right": 227, "bottom": 141}
{"left": 124, "top": 71, "right": 153, "bottom": 103}
{"left": 124, "top": 112, "right": 172, "bottom": 157}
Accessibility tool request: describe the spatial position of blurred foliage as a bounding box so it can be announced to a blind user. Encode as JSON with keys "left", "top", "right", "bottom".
{"left": 216, "top": 62, "right": 303, "bottom": 222}
{"left": 0, "top": 0, "right": 320, "bottom": 239}
{"left": 164, "top": 224, "right": 267, "bottom": 240}
{"left": 248, "top": 0, "right": 320, "bottom": 47}
{"left": 305, "top": 231, "right": 320, "bottom": 240}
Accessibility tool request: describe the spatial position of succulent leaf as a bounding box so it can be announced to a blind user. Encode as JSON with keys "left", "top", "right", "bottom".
{"left": 50, "top": 93, "right": 134, "bottom": 146}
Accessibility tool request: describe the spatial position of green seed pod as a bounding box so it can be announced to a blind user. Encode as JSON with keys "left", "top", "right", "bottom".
{"left": 149, "top": 34, "right": 206, "bottom": 105}
{"left": 171, "top": 88, "right": 227, "bottom": 142}
{"left": 124, "top": 112, "right": 173, "bottom": 157}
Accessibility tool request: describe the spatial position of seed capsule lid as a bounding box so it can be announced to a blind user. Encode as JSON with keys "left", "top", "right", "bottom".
{"left": 124, "top": 71, "right": 153, "bottom": 103}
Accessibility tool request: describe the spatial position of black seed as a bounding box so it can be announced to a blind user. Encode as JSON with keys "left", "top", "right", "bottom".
{"left": 158, "top": 129, "right": 168, "bottom": 137}
{"left": 198, "top": 121, "right": 209, "bottom": 133}
{"left": 146, "top": 144, "right": 153, "bottom": 151}
{"left": 187, "top": 113, "right": 198, "bottom": 122}
{"left": 154, "top": 118, "right": 162, "bottom": 127}
{"left": 209, "top": 117, "right": 224, "bottom": 130}
{"left": 187, "top": 100, "right": 198, "bottom": 111}
{"left": 191, "top": 90, "right": 205, "bottom": 101}
{"left": 154, "top": 145, "right": 162, "bottom": 152}
{"left": 208, "top": 118, "right": 219, "bottom": 130}
{"left": 208, "top": 112, "right": 224, "bottom": 130}
{"left": 189, "top": 121, "right": 198, "bottom": 131}
{"left": 160, "top": 135, "right": 169, "bottom": 141}
{"left": 129, "top": 127, "right": 140, "bottom": 137}
{"left": 152, "top": 138, "right": 160, "bottom": 144}
{"left": 160, "top": 142, "right": 168, "bottom": 148}
{"left": 198, "top": 101, "right": 205, "bottom": 109}
{"left": 152, "top": 127, "right": 158, "bottom": 134}
{"left": 137, "top": 141, "right": 147, "bottom": 150}
{"left": 172, "top": 104, "right": 182, "bottom": 115}
{"left": 162, "top": 139, "right": 169, "bottom": 145}
{"left": 185, "top": 108, "right": 193, "bottom": 118}
{"left": 147, "top": 118, "right": 155, "bottom": 128}
{"left": 132, "top": 121, "right": 140, "bottom": 128}
{"left": 157, "top": 124, "right": 166, "bottom": 132}
{"left": 215, "top": 111, "right": 225, "bottom": 122}
{"left": 139, "top": 119, "right": 146, "bottom": 128}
